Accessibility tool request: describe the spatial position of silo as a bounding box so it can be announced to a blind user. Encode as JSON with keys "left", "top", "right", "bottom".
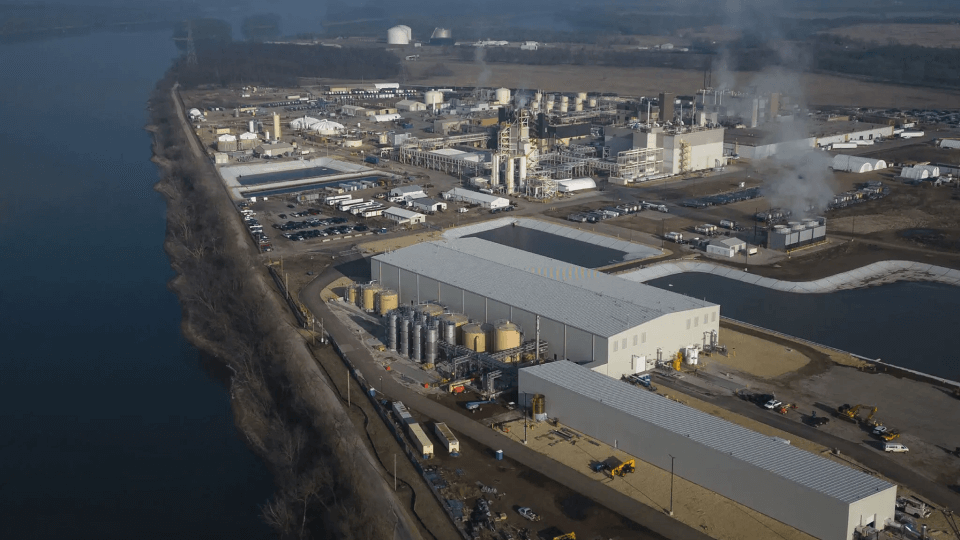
{"left": 495, "top": 87, "right": 511, "bottom": 105}
{"left": 532, "top": 394, "right": 546, "bottom": 422}
{"left": 545, "top": 95, "right": 555, "bottom": 110}
{"left": 425, "top": 323, "right": 439, "bottom": 365}
{"left": 493, "top": 319, "right": 521, "bottom": 362}
{"left": 399, "top": 317, "right": 410, "bottom": 356}
{"left": 443, "top": 321, "right": 456, "bottom": 345}
{"left": 577, "top": 92, "right": 588, "bottom": 101}
{"left": 387, "top": 26, "right": 410, "bottom": 45}
{"left": 377, "top": 289, "right": 399, "bottom": 316}
{"left": 273, "top": 113, "right": 281, "bottom": 141}
{"left": 588, "top": 97, "right": 598, "bottom": 108}
{"left": 491, "top": 153, "right": 500, "bottom": 187}
{"left": 461, "top": 323, "right": 488, "bottom": 352}
{"left": 387, "top": 313, "right": 398, "bottom": 351}
{"left": 362, "top": 284, "right": 382, "bottom": 311}
{"left": 412, "top": 322, "right": 422, "bottom": 362}
{"left": 248, "top": 120, "right": 256, "bottom": 133}
{"left": 505, "top": 157, "right": 514, "bottom": 194}
{"left": 398, "top": 25, "right": 412, "bottom": 41}
{"left": 574, "top": 96, "right": 583, "bottom": 111}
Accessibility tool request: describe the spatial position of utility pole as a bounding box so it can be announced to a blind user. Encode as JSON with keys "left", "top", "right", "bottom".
{"left": 523, "top": 392, "right": 528, "bottom": 445}
{"left": 535, "top": 315, "right": 541, "bottom": 363}
{"left": 394, "top": 454, "right": 397, "bottom": 491}
{"left": 347, "top": 369, "right": 351, "bottom": 408}
{"left": 668, "top": 454, "right": 676, "bottom": 516}
{"left": 285, "top": 273, "right": 289, "bottom": 300}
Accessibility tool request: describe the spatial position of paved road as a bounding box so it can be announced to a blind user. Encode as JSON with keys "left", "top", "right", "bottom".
{"left": 655, "top": 375, "right": 960, "bottom": 511}
{"left": 301, "top": 266, "right": 712, "bottom": 540}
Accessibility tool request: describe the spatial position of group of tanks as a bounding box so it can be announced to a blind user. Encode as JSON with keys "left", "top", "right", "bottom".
{"left": 345, "top": 282, "right": 524, "bottom": 365}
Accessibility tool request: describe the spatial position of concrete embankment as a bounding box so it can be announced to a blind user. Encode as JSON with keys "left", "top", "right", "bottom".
{"left": 619, "top": 259, "right": 960, "bottom": 292}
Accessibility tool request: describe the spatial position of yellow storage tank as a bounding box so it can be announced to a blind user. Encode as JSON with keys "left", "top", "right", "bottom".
{"left": 460, "top": 323, "right": 489, "bottom": 352}
{"left": 493, "top": 319, "right": 521, "bottom": 361}
{"left": 416, "top": 303, "right": 445, "bottom": 318}
{"left": 362, "top": 284, "right": 382, "bottom": 311}
{"left": 377, "top": 289, "right": 398, "bottom": 315}
{"left": 346, "top": 285, "right": 358, "bottom": 305}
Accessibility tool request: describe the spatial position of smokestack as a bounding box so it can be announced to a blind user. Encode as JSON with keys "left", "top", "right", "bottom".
{"left": 273, "top": 113, "right": 281, "bottom": 141}
{"left": 659, "top": 92, "right": 674, "bottom": 124}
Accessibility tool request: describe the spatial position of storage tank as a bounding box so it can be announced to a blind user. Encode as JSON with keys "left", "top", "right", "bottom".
{"left": 412, "top": 323, "right": 422, "bottom": 362}
{"left": 346, "top": 285, "right": 358, "bottom": 306}
{"left": 545, "top": 95, "right": 555, "bottom": 110}
{"left": 773, "top": 224, "right": 789, "bottom": 232}
{"left": 495, "top": 87, "right": 511, "bottom": 105}
{"left": 576, "top": 92, "right": 587, "bottom": 101}
{"left": 362, "top": 284, "right": 382, "bottom": 311}
{"left": 377, "top": 289, "right": 399, "bottom": 316}
{"left": 789, "top": 221, "right": 805, "bottom": 231}
{"left": 378, "top": 132, "right": 389, "bottom": 144}
{"left": 387, "top": 313, "right": 398, "bottom": 351}
{"left": 424, "top": 91, "right": 444, "bottom": 108}
{"left": 588, "top": 97, "right": 598, "bottom": 108}
{"left": 684, "top": 347, "right": 699, "bottom": 365}
{"left": 461, "top": 323, "right": 488, "bottom": 352}
{"left": 560, "top": 96, "right": 569, "bottom": 113}
{"left": 387, "top": 25, "right": 410, "bottom": 45}
{"left": 803, "top": 219, "right": 818, "bottom": 229}
{"left": 248, "top": 120, "right": 256, "bottom": 133}
{"left": 425, "top": 323, "right": 439, "bottom": 365}
{"left": 574, "top": 96, "right": 583, "bottom": 111}
{"left": 415, "top": 303, "right": 445, "bottom": 319}
{"left": 532, "top": 394, "right": 546, "bottom": 422}
{"left": 492, "top": 319, "right": 521, "bottom": 361}
{"left": 438, "top": 313, "right": 469, "bottom": 343}
{"left": 399, "top": 317, "right": 410, "bottom": 357}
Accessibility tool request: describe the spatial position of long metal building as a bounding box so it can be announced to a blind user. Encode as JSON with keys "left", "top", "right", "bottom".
{"left": 371, "top": 238, "right": 718, "bottom": 378}
{"left": 519, "top": 361, "right": 896, "bottom": 540}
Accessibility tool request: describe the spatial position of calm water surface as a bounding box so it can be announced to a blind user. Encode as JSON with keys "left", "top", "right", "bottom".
{"left": 647, "top": 273, "right": 960, "bottom": 383}
{"left": 468, "top": 226, "right": 627, "bottom": 267}
{"left": 0, "top": 30, "right": 272, "bottom": 538}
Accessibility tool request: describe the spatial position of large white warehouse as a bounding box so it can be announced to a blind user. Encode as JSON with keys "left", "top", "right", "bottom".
{"left": 371, "top": 238, "right": 718, "bottom": 378}
{"left": 519, "top": 361, "right": 896, "bottom": 540}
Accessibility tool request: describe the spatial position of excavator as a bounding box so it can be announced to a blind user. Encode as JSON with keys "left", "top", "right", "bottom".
{"left": 553, "top": 534, "right": 576, "bottom": 540}
{"left": 862, "top": 406, "right": 881, "bottom": 427}
{"left": 837, "top": 404, "right": 868, "bottom": 423}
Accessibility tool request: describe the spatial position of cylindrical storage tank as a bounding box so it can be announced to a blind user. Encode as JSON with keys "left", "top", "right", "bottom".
{"left": 790, "top": 222, "right": 805, "bottom": 231}
{"left": 387, "top": 26, "right": 410, "bottom": 45}
{"left": 399, "top": 317, "right": 410, "bottom": 357}
{"left": 248, "top": 120, "right": 256, "bottom": 133}
{"left": 495, "top": 87, "right": 511, "bottom": 105}
{"left": 425, "top": 324, "right": 438, "bottom": 365}
{"left": 574, "top": 97, "right": 583, "bottom": 111}
{"left": 347, "top": 285, "right": 358, "bottom": 306}
{"left": 343, "top": 138, "right": 362, "bottom": 148}
{"left": 577, "top": 92, "right": 588, "bottom": 101}
{"left": 424, "top": 91, "right": 444, "bottom": 107}
{"left": 399, "top": 25, "right": 412, "bottom": 41}
{"left": 561, "top": 95, "right": 569, "bottom": 106}
{"left": 532, "top": 394, "right": 546, "bottom": 422}
{"left": 443, "top": 321, "right": 456, "bottom": 344}
{"left": 803, "top": 219, "right": 818, "bottom": 228}
{"left": 545, "top": 96, "right": 555, "bottom": 110}
{"left": 387, "top": 313, "right": 398, "bottom": 351}
{"left": 493, "top": 319, "right": 521, "bottom": 361}
{"left": 362, "top": 284, "right": 381, "bottom": 311}
{"left": 378, "top": 133, "right": 388, "bottom": 144}
{"left": 439, "top": 313, "right": 469, "bottom": 343}
{"left": 588, "top": 97, "right": 597, "bottom": 108}
{"left": 377, "top": 289, "right": 398, "bottom": 316}
{"left": 412, "top": 323, "right": 422, "bottom": 362}
{"left": 684, "top": 347, "right": 699, "bottom": 365}
{"left": 416, "top": 303, "right": 445, "bottom": 318}
{"left": 560, "top": 101, "right": 568, "bottom": 113}
{"left": 461, "top": 323, "right": 488, "bottom": 352}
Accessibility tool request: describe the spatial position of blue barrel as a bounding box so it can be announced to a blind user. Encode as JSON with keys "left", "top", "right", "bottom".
{"left": 495, "top": 449, "right": 503, "bottom": 461}
{"left": 368, "top": 387, "right": 376, "bottom": 397}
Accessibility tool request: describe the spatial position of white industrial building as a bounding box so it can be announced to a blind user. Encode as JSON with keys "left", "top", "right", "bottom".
{"left": 390, "top": 185, "right": 427, "bottom": 201}
{"left": 519, "top": 361, "right": 896, "bottom": 540}
{"left": 939, "top": 138, "right": 960, "bottom": 149}
{"left": 725, "top": 123, "right": 895, "bottom": 160}
{"left": 371, "top": 238, "right": 718, "bottom": 378}
{"left": 556, "top": 178, "right": 597, "bottom": 193}
{"left": 396, "top": 100, "right": 427, "bottom": 112}
{"left": 408, "top": 197, "right": 447, "bottom": 213}
{"left": 373, "top": 113, "right": 403, "bottom": 122}
{"left": 254, "top": 142, "right": 294, "bottom": 157}
{"left": 659, "top": 127, "right": 725, "bottom": 175}
{"left": 706, "top": 237, "right": 746, "bottom": 257}
{"left": 831, "top": 155, "right": 886, "bottom": 173}
{"left": 383, "top": 207, "right": 425, "bottom": 225}
{"left": 442, "top": 187, "right": 510, "bottom": 209}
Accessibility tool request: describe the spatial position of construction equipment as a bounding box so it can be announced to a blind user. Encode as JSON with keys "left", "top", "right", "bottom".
{"left": 879, "top": 430, "right": 901, "bottom": 442}
{"left": 610, "top": 459, "right": 636, "bottom": 477}
{"left": 837, "top": 403, "right": 865, "bottom": 422}
{"left": 672, "top": 351, "right": 682, "bottom": 371}
{"left": 861, "top": 406, "right": 880, "bottom": 427}
{"left": 553, "top": 534, "right": 576, "bottom": 540}
{"left": 776, "top": 403, "right": 797, "bottom": 415}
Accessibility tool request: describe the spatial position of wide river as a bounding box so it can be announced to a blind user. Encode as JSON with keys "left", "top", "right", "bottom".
{"left": 0, "top": 30, "right": 272, "bottom": 538}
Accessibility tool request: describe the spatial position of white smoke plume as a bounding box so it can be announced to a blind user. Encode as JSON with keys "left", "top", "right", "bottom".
{"left": 475, "top": 47, "right": 492, "bottom": 88}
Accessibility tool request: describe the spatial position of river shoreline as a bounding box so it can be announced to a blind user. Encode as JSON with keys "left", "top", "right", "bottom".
{"left": 620, "top": 259, "right": 960, "bottom": 292}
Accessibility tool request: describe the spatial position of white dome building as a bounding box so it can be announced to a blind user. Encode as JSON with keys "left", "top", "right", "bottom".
{"left": 188, "top": 108, "right": 203, "bottom": 118}
{"left": 831, "top": 154, "right": 883, "bottom": 174}
{"left": 314, "top": 119, "right": 344, "bottom": 135}
{"left": 289, "top": 116, "right": 322, "bottom": 130}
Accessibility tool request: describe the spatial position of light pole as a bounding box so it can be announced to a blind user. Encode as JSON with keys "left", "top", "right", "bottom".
{"left": 668, "top": 454, "right": 676, "bottom": 516}
{"left": 523, "top": 392, "right": 528, "bottom": 445}
{"left": 379, "top": 376, "right": 383, "bottom": 395}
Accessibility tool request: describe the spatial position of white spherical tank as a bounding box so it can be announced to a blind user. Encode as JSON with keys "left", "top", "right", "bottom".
{"left": 495, "top": 87, "right": 511, "bottom": 105}
{"left": 387, "top": 26, "right": 410, "bottom": 45}
{"left": 424, "top": 90, "right": 444, "bottom": 106}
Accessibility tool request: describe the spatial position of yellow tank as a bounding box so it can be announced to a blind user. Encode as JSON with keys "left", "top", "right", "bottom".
{"left": 346, "top": 285, "right": 358, "bottom": 305}
{"left": 460, "top": 323, "right": 489, "bottom": 352}
{"left": 377, "top": 289, "right": 398, "bottom": 315}
{"left": 362, "top": 284, "right": 382, "bottom": 311}
{"left": 493, "top": 319, "right": 521, "bottom": 361}
{"left": 416, "top": 303, "right": 445, "bottom": 318}
{"left": 438, "top": 313, "right": 469, "bottom": 327}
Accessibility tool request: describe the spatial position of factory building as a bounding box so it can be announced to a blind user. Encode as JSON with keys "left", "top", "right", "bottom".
{"left": 442, "top": 187, "right": 510, "bottom": 209}
{"left": 519, "top": 361, "right": 896, "bottom": 540}
{"left": 371, "top": 238, "right": 718, "bottom": 378}
{"left": 383, "top": 207, "right": 426, "bottom": 225}
{"left": 724, "top": 122, "right": 894, "bottom": 160}
{"left": 395, "top": 100, "right": 427, "bottom": 112}
{"left": 254, "top": 142, "right": 294, "bottom": 157}
{"left": 658, "top": 127, "right": 726, "bottom": 175}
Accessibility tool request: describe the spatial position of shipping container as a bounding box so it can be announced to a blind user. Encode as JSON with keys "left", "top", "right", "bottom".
{"left": 365, "top": 155, "right": 380, "bottom": 165}
{"left": 408, "top": 423, "right": 434, "bottom": 459}
{"left": 433, "top": 422, "right": 460, "bottom": 455}
{"left": 391, "top": 401, "right": 416, "bottom": 425}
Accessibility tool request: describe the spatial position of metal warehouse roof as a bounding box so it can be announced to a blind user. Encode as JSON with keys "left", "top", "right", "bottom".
{"left": 523, "top": 361, "right": 895, "bottom": 504}
{"left": 373, "top": 240, "right": 714, "bottom": 337}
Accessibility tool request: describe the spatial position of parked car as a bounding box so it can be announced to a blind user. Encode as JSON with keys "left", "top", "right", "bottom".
{"left": 517, "top": 507, "right": 540, "bottom": 522}
{"left": 763, "top": 399, "right": 783, "bottom": 410}
{"left": 884, "top": 443, "right": 909, "bottom": 453}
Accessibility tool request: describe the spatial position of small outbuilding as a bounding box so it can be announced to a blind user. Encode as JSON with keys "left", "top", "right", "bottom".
{"left": 390, "top": 185, "right": 427, "bottom": 200}
{"left": 395, "top": 100, "right": 427, "bottom": 112}
{"left": 254, "top": 142, "right": 294, "bottom": 157}
{"left": 409, "top": 197, "right": 447, "bottom": 213}
{"left": 384, "top": 207, "right": 426, "bottom": 225}
{"left": 706, "top": 237, "right": 746, "bottom": 257}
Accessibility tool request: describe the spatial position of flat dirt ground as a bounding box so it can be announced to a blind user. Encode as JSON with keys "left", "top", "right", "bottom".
{"left": 824, "top": 24, "right": 960, "bottom": 48}
{"left": 404, "top": 56, "right": 960, "bottom": 109}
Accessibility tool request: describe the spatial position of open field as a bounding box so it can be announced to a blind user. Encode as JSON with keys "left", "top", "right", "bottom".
{"left": 404, "top": 56, "right": 960, "bottom": 109}
{"left": 824, "top": 24, "right": 960, "bottom": 48}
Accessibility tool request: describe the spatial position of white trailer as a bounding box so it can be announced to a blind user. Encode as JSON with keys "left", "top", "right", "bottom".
{"left": 408, "top": 423, "right": 434, "bottom": 459}
{"left": 433, "top": 422, "right": 460, "bottom": 455}
{"left": 338, "top": 199, "right": 366, "bottom": 211}
{"left": 324, "top": 194, "right": 352, "bottom": 205}
{"left": 361, "top": 209, "right": 384, "bottom": 218}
